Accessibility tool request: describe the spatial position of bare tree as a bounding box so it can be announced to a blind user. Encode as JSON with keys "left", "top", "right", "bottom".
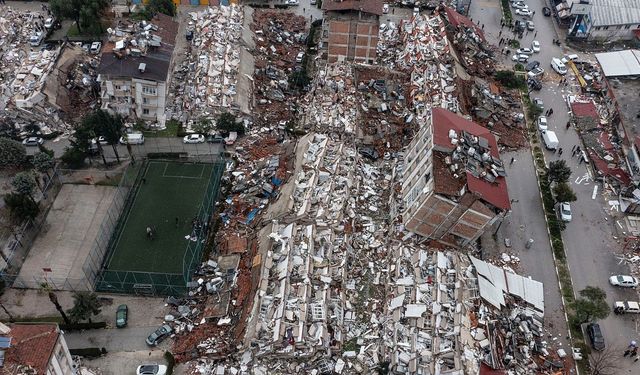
{"left": 589, "top": 346, "right": 622, "bottom": 375}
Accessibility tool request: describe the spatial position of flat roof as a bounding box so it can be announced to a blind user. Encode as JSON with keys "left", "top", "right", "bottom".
{"left": 589, "top": 0, "right": 640, "bottom": 27}
{"left": 595, "top": 49, "right": 640, "bottom": 77}
{"left": 323, "top": 0, "right": 384, "bottom": 16}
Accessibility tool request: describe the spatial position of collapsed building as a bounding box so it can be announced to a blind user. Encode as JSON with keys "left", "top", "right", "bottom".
{"left": 97, "top": 13, "right": 178, "bottom": 126}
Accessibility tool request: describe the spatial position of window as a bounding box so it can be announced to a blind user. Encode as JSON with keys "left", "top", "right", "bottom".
{"left": 617, "top": 25, "right": 623, "bottom": 30}
{"left": 603, "top": 26, "right": 609, "bottom": 30}
{"left": 143, "top": 108, "right": 150, "bottom": 115}
{"left": 142, "top": 97, "right": 148, "bottom": 104}
{"left": 142, "top": 86, "right": 156, "bottom": 95}
{"left": 624, "top": 25, "right": 631, "bottom": 30}
{"left": 114, "top": 85, "right": 121, "bottom": 90}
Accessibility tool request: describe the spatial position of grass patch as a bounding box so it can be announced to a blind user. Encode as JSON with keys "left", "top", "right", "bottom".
{"left": 143, "top": 119, "right": 181, "bottom": 138}
{"left": 66, "top": 21, "right": 108, "bottom": 38}
{"left": 501, "top": 0, "right": 513, "bottom": 24}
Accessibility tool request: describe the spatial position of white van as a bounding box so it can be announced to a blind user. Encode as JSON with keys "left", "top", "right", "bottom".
{"left": 541, "top": 130, "right": 559, "bottom": 150}
{"left": 615, "top": 301, "right": 640, "bottom": 314}
{"left": 551, "top": 57, "right": 567, "bottom": 75}
{"left": 119, "top": 132, "right": 145, "bottom": 145}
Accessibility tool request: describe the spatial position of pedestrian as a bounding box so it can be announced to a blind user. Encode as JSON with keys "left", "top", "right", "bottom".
{"left": 558, "top": 148, "right": 563, "bottom": 155}
{"left": 499, "top": 30, "right": 502, "bottom": 37}
{"left": 510, "top": 157, "right": 515, "bottom": 165}
{"left": 571, "top": 145, "right": 577, "bottom": 153}
{"left": 576, "top": 146, "right": 581, "bottom": 154}
{"left": 392, "top": 8, "right": 395, "bottom": 14}
{"left": 630, "top": 340, "right": 638, "bottom": 348}
{"left": 533, "top": 11, "right": 536, "bottom": 16}
{"left": 175, "top": 217, "right": 180, "bottom": 228}
{"left": 632, "top": 347, "right": 638, "bottom": 357}
{"left": 303, "top": 7, "right": 305, "bottom": 13}
{"left": 625, "top": 349, "right": 632, "bottom": 357}
{"left": 146, "top": 226, "right": 152, "bottom": 238}
{"left": 482, "top": 24, "right": 485, "bottom": 30}
{"left": 534, "top": 31, "right": 537, "bottom": 37}
{"left": 566, "top": 121, "right": 571, "bottom": 129}
{"left": 572, "top": 149, "right": 577, "bottom": 157}
{"left": 549, "top": 108, "right": 554, "bottom": 116}
{"left": 142, "top": 177, "right": 146, "bottom": 184}
{"left": 545, "top": 109, "right": 549, "bottom": 116}
{"left": 579, "top": 153, "right": 584, "bottom": 164}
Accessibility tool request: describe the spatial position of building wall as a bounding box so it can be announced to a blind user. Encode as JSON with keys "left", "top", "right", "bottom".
{"left": 326, "top": 20, "right": 378, "bottom": 63}
{"left": 46, "top": 333, "right": 75, "bottom": 375}
{"left": 402, "top": 116, "right": 434, "bottom": 208}
{"left": 587, "top": 23, "right": 640, "bottom": 40}
{"left": 101, "top": 77, "right": 167, "bottom": 125}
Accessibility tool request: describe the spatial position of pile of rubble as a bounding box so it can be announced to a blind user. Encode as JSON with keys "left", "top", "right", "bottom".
{"left": 443, "top": 7, "right": 495, "bottom": 77}
{"left": 251, "top": 10, "right": 308, "bottom": 129}
{"left": 167, "top": 5, "right": 245, "bottom": 125}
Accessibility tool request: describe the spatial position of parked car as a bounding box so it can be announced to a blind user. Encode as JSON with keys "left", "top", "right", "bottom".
{"left": 515, "top": 8, "right": 533, "bottom": 17}
{"left": 587, "top": 323, "right": 605, "bottom": 351}
{"left": 532, "top": 40, "right": 541, "bottom": 53}
{"left": 295, "top": 52, "right": 305, "bottom": 63}
{"left": 533, "top": 97, "right": 544, "bottom": 109}
{"left": 116, "top": 304, "right": 128, "bottom": 328}
{"left": 44, "top": 18, "right": 56, "bottom": 30}
{"left": 29, "top": 32, "right": 45, "bottom": 47}
{"left": 145, "top": 325, "right": 172, "bottom": 346}
{"left": 512, "top": 2, "right": 528, "bottom": 9}
{"left": 514, "top": 20, "right": 525, "bottom": 32}
{"left": 609, "top": 275, "right": 639, "bottom": 288}
{"left": 90, "top": 42, "right": 102, "bottom": 54}
{"left": 22, "top": 137, "right": 44, "bottom": 146}
{"left": 558, "top": 202, "right": 572, "bottom": 222}
{"left": 207, "top": 134, "right": 225, "bottom": 143}
{"left": 511, "top": 54, "right": 529, "bottom": 63}
{"left": 525, "top": 60, "right": 540, "bottom": 71}
{"left": 527, "top": 67, "right": 544, "bottom": 78}
{"left": 119, "top": 132, "right": 145, "bottom": 145}
{"left": 136, "top": 364, "right": 167, "bottom": 375}
{"left": 614, "top": 301, "right": 640, "bottom": 314}
{"left": 526, "top": 21, "right": 535, "bottom": 31}
{"left": 516, "top": 48, "right": 534, "bottom": 55}
{"left": 286, "top": 0, "right": 299, "bottom": 5}
{"left": 183, "top": 134, "right": 205, "bottom": 144}
{"left": 527, "top": 78, "right": 542, "bottom": 91}
{"left": 561, "top": 54, "right": 580, "bottom": 64}
{"left": 537, "top": 116, "right": 548, "bottom": 131}
{"left": 543, "top": 6, "right": 552, "bottom": 16}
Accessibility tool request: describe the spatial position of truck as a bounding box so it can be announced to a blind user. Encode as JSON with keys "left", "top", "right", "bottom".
{"left": 541, "top": 130, "right": 559, "bottom": 150}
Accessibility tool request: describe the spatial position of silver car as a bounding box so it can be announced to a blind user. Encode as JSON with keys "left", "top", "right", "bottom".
{"left": 609, "top": 275, "right": 639, "bottom": 288}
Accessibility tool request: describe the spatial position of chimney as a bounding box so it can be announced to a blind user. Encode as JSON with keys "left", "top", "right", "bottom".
{"left": 138, "top": 63, "right": 146, "bottom": 74}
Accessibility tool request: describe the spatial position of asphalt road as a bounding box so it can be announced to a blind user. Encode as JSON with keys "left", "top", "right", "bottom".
{"left": 65, "top": 326, "right": 172, "bottom": 353}
{"left": 471, "top": 0, "right": 640, "bottom": 367}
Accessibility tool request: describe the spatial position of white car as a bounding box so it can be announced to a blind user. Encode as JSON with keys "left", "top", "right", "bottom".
{"left": 22, "top": 137, "right": 44, "bottom": 146}
{"left": 515, "top": 8, "right": 533, "bottom": 17}
{"left": 558, "top": 202, "right": 572, "bottom": 222}
{"left": 183, "top": 134, "right": 205, "bottom": 144}
{"left": 512, "top": 2, "right": 528, "bottom": 9}
{"left": 516, "top": 48, "right": 534, "bottom": 55}
{"left": 526, "top": 21, "right": 535, "bottom": 31}
{"left": 527, "top": 67, "right": 544, "bottom": 78}
{"left": 532, "top": 40, "right": 541, "bottom": 53}
{"left": 512, "top": 54, "right": 529, "bottom": 63}
{"left": 383, "top": 3, "right": 389, "bottom": 13}
{"left": 44, "top": 18, "right": 56, "bottom": 30}
{"left": 537, "top": 116, "right": 548, "bottom": 131}
{"left": 90, "top": 42, "right": 102, "bottom": 54}
{"left": 295, "top": 52, "right": 305, "bottom": 63}
{"left": 286, "top": 0, "right": 299, "bottom": 5}
{"left": 609, "top": 275, "right": 639, "bottom": 288}
{"left": 136, "top": 364, "right": 167, "bottom": 375}
{"left": 29, "top": 32, "right": 45, "bottom": 47}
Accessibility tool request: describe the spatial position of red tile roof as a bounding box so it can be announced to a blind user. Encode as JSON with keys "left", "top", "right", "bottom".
{"left": 3, "top": 324, "right": 59, "bottom": 374}
{"left": 571, "top": 101, "right": 598, "bottom": 119}
{"left": 432, "top": 108, "right": 510, "bottom": 210}
{"left": 444, "top": 7, "right": 486, "bottom": 42}
{"left": 323, "top": 0, "right": 384, "bottom": 16}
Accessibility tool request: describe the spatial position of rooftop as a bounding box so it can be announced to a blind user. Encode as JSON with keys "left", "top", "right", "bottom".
{"left": 432, "top": 108, "right": 510, "bottom": 210}
{"left": 97, "top": 13, "right": 178, "bottom": 82}
{"left": 444, "top": 6, "right": 486, "bottom": 42}
{"left": 571, "top": 101, "right": 599, "bottom": 118}
{"left": 595, "top": 49, "right": 640, "bottom": 77}
{"left": 322, "top": 0, "right": 384, "bottom": 16}
{"left": 589, "top": 0, "right": 640, "bottom": 27}
{"left": 2, "top": 324, "right": 59, "bottom": 374}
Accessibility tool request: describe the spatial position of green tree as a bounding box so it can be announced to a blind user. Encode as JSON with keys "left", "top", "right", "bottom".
{"left": 38, "top": 143, "right": 55, "bottom": 158}
{"left": 216, "top": 112, "right": 244, "bottom": 135}
{"left": 573, "top": 286, "right": 609, "bottom": 326}
{"left": 0, "top": 138, "right": 28, "bottom": 170}
{"left": 11, "top": 172, "right": 36, "bottom": 201}
{"left": 193, "top": 118, "right": 214, "bottom": 135}
{"left": 67, "top": 291, "right": 102, "bottom": 323}
{"left": 548, "top": 160, "right": 572, "bottom": 183}
{"left": 553, "top": 182, "right": 577, "bottom": 203}
{"left": 495, "top": 70, "right": 526, "bottom": 90}
{"left": 83, "top": 110, "right": 124, "bottom": 163}
{"left": 61, "top": 146, "right": 87, "bottom": 169}
{"left": 50, "top": 0, "right": 109, "bottom": 34}
{"left": 146, "top": 0, "right": 177, "bottom": 17}
{"left": 4, "top": 193, "right": 39, "bottom": 222}
{"left": 48, "top": 291, "right": 71, "bottom": 326}
{"left": 72, "top": 120, "right": 106, "bottom": 166}
{"left": 33, "top": 152, "right": 55, "bottom": 179}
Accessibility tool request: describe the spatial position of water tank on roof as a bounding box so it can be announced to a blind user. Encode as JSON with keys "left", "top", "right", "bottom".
{"left": 468, "top": 147, "right": 475, "bottom": 156}
{"left": 448, "top": 129, "right": 457, "bottom": 139}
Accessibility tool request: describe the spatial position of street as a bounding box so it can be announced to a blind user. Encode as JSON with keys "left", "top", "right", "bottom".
{"left": 470, "top": 0, "right": 640, "bottom": 367}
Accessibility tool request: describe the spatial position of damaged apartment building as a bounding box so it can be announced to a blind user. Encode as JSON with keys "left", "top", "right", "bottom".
{"left": 97, "top": 13, "right": 178, "bottom": 126}
{"left": 321, "top": 0, "right": 383, "bottom": 64}
{"left": 402, "top": 108, "right": 510, "bottom": 247}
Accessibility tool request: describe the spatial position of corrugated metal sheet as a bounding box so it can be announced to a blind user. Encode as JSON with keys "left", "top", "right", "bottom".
{"left": 590, "top": 0, "right": 640, "bottom": 26}
{"left": 595, "top": 49, "right": 640, "bottom": 76}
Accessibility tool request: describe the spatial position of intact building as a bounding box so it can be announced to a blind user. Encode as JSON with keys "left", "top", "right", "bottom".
{"left": 568, "top": 0, "right": 640, "bottom": 40}
{"left": 0, "top": 323, "right": 75, "bottom": 375}
{"left": 322, "top": 0, "right": 383, "bottom": 63}
{"left": 97, "top": 13, "right": 178, "bottom": 126}
{"left": 402, "top": 108, "right": 510, "bottom": 247}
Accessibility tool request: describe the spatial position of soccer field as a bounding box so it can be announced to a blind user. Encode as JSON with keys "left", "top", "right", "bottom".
{"left": 105, "top": 161, "right": 215, "bottom": 274}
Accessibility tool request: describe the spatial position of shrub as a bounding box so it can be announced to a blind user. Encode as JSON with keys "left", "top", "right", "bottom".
{"left": 495, "top": 70, "right": 526, "bottom": 90}
{"left": 164, "top": 351, "right": 176, "bottom": 375}
{"left": 0, "top": 137, "right": 28, "bottom": 169}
